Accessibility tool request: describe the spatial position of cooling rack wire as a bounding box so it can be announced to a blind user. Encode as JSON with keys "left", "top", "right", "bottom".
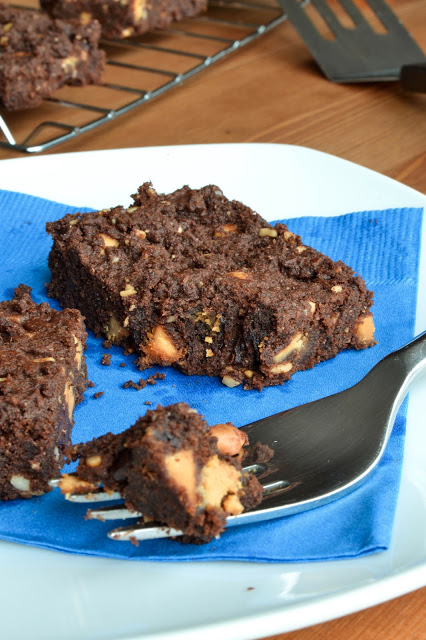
{"left": 1, "top": 0, "right": 291, "bottom": 153}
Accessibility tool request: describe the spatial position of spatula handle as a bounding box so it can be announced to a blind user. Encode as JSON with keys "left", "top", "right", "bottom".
{"left": 400, "top": 64, "right": 426, "bottom": 93}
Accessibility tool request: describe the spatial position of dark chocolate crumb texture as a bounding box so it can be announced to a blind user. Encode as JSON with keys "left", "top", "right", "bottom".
{"left": 0, "top": 3, "right": 105, "bottom": 111}
{"left": 41, "top": 0, "right": 208, "bottom": 40}
{"left": 60, "top": 402, "right": 263, "bottom": 543}
{"left": 122, "top": 372, "right": 166, "bottom": 390}
{"left": 47, "top": 183, "right": 375, "bottom": 390}
{"left": 0, "top": 285, "right": 87, "bottom": 501}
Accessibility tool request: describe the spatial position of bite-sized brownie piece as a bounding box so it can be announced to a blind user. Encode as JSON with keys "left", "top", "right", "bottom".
{"left": 47, "top": 183, "right": 375, "bottom": 390}
{"left": 0, "top": 285, "right": 87, "bottom": 501}
{"left": 41, "top": 0, "right": 208, "bottom": 39}
{"left": 0, "top": 3, "right": 105, "bottom": 111}
{"left": 60, "top": 403, "right": 263, "bottom": 542}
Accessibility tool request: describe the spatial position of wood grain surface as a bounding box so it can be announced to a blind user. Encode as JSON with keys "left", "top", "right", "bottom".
{"left": 0, "top": 0, "right": 425, "bottom": 638}
{"left": 266, "top": 586, "right": 426, "bottom": 640}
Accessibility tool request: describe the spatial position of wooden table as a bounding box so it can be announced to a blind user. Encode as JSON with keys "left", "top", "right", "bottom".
{"left": 266, "top": 587, "right": 426, "bottom": 640}
{"left": 0, "top": 0, "right": 425, "bottom": 638}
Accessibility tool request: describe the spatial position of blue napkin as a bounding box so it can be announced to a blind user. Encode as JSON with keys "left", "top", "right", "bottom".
{"left": 0, "top": 188, "right": 422, "bottom": 562}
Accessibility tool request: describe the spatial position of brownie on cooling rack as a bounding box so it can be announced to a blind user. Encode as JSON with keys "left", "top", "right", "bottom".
{"left": 41, "top": 0, "right": 208, "bottom": 39}
{"left": 0, "top": 285, "right": 88, "bottom": 501}
{"left": 61, "top": 402, "right": 263, "bottom": 542}
{"left": 46, "top": 182, "right": 375, "bottom": 390}
{"left": 0, "top": 3, "right": 105, "bottom": 111}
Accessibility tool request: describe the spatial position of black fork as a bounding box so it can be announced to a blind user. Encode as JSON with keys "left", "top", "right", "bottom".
{"left": 279, "top": 0, "right": 426, "bottom": 91}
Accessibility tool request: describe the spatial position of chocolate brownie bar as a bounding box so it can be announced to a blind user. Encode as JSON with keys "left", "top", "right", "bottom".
{"left": 0, "top": 285, "right": 87, "bottom": 500}
{"left": 0, "top": 4, "right": 105, "bottom": 111}
{"left": 47, "top": 183, "right": 375, "bottom": 390}
{"left": 60, "top": 403, "right": 263, "bottom": 542}
{"left": 41, "top": 0, "right": 208, "bottom": 39}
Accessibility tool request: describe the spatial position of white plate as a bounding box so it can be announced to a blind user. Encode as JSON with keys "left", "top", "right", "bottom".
{"left": 0, "top": 144, "right": 425, "bottom": 640}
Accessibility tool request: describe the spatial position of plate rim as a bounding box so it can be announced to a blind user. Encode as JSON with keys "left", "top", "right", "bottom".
{"left": 0, "top": 142, "right": 424, "bottom": 640}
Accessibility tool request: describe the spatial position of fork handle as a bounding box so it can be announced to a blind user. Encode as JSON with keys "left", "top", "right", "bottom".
{"left": 384, "top": 330, "right": 426, "bottom": 387}
{"left": 400, "top": 64, "right": 426, "bottom": 93}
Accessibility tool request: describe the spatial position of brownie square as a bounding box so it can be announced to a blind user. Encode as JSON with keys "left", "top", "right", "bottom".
{"left": 0, "top": 285, "right": 87, "bottom": 500}
{"left": 41, "top": 0, "right": 208, "bottom": 39}
{"left": 0, "top": 3, "right": 105, "bottom": 110}
{"left": 46, "top": 183, "right": 375, "bottom": 390}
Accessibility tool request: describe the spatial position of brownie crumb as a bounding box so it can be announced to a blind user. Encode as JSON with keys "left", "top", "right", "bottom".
{"left": 101, "top": 353, "right": 111, "bottom": 366}
{"left": 87, "top": 380, "right": 95, "bottom": 388}
{"left": 144, "top": 401, "right": 152, "bottom": 405}
{"left": 102, "top": 340, "right": 112, "bottom": 349}
{"left": 94, "top": 391, "right": 104, "bottom": 399}
{"left": 120, "top": 362, "right": 126, "bottom": 367}
{"left": 243, "top": 442, "right": 274, "bottom": 465}
{"left": 147, "top": 372, "right": 166, "bottom": 385}
{"left": 85, "top": 509, "right": 105, "bottom": 522}
{"left": 123, "top": 347, "right": 134, "bottom": 356}
{"left": 123, "top": 373, "right": 166, "bottom": 390}
{"left": 123, "top": 380, "right": 143, "bottom": 391}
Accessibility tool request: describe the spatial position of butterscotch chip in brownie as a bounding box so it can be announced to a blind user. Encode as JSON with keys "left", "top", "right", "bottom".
{"left": 0, "top": 285, "right": 87, "bottom": 501}
{"left": 41, "top": 0, "right": 208, "bottom": 40}
{"left": 46, "top": 183, "right": 375, "bottom": 390}
{"left": 62, "top": 402, "right": 263, "bottom": 542}
{"left": 0, "top": 3, "right": 105, "bottom": 111}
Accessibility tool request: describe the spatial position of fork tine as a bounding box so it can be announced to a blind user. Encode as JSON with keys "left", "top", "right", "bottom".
{"left": 66, "top": 490, "right": 122, "bottom": 503}
{"left": 109, "top": 522, "right": 185, "bottom": 542}
{"left": 57, "top": 462, "right": 269, "bottom": 505}
{"left": 51, "top": 473, "right": 122, "bottom": 503}
{"left": 106, "top": 478, "right": 299, "bottom": 540}
{"left": 74, "top": 477, "right": 292, "bottom": 542}
{"left": 87, "top": 504, "right": 141, "bottom": 521}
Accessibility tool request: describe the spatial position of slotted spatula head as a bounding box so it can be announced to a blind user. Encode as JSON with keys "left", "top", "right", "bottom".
{"left": 279, "top": 0, "right": 426, "bottom": 88}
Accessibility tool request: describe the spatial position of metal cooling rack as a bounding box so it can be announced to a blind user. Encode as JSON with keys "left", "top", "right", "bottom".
{"left": 0, "top": 0, "right": 288, "bottom": 154}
